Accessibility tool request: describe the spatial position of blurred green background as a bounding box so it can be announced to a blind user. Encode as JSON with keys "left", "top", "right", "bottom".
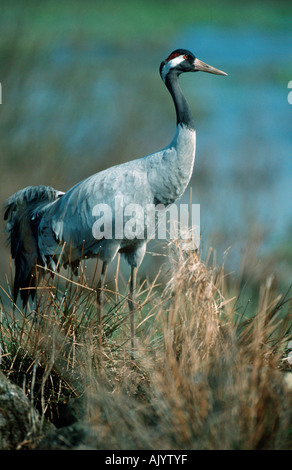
{"left": 1, "top": 0, "right": 292, "bottom": 290}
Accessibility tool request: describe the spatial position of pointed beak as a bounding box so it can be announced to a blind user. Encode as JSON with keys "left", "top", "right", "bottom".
{"left": 194, "top": 58, "right": 228, "bottom": 76}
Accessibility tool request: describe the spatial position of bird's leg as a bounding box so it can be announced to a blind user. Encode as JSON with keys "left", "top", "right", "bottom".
{"left": 129, "top": 265, "right": 138, "bottom": 359}
{"left": 97, "top": 261, "right": 108, "bottom": 345}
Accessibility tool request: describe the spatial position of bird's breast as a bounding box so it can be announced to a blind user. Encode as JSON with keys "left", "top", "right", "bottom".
{"left": 148, "top": 125, "right": 196, "bottom": 205}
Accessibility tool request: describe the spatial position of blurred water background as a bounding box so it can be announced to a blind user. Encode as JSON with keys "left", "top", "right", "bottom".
{"left": 0, "top": 0, "right": 291, "bottom": 291}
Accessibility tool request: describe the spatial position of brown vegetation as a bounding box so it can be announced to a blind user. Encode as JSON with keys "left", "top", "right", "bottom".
{"left": 0, "top": 239, "right": 291, "bottom": 449}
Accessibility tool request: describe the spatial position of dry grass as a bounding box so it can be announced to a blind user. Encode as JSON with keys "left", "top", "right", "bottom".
{"left": 0, "top": 239, "right": 291, "bottom": 450}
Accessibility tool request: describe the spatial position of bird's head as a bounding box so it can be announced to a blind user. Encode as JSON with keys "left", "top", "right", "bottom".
{"left": 160, "top": 49, "right": 227, "bottom": 82}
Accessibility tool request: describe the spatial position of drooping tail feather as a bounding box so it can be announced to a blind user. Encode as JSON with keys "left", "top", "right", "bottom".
{"left": 4, "top": 185, "right": 63, "bottom": 305}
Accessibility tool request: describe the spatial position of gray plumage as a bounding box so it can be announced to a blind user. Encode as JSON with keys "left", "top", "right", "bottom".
{"left": 4, "top": 49, "right": 227, "bottom": 306}
{"left": 4, "top": 185, "right": 64, "bottom": 304}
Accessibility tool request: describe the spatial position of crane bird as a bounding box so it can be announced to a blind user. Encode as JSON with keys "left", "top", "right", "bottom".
{"left": 4, "top": 49, "right": 227, "bottom": 351}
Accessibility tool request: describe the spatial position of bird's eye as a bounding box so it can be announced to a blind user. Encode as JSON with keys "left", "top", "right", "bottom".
{"left": 183, "top": 55, "right": 188, "bottom": 60}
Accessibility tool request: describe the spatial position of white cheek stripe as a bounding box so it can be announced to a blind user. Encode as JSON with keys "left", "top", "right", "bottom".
{"left": 161, "top": 55, "right": 185, "bottom": 82}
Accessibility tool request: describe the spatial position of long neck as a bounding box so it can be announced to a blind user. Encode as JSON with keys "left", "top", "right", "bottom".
{"left": 147, "top": 72, "right": 196, "bottom": 206}
{"left": 165, "top": 71, "right": 195, "bottom": 130}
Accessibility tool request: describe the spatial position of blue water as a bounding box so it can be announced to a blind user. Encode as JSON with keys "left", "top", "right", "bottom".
{"left": 173, "top": 25, "right": 292, "bottom": 259}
